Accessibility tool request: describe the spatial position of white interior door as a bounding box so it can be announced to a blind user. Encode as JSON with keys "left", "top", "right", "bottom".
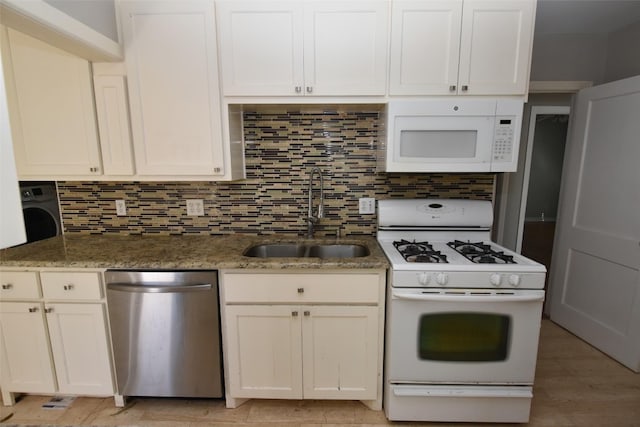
{"left": 549, "top": 75, "right": 640, "bottom": 372}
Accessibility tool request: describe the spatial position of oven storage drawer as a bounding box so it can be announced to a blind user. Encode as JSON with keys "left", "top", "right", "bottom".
{"left": 386, "top": 384, "right": 532, "bottom": 423}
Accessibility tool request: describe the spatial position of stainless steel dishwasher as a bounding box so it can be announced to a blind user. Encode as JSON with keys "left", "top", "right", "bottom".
{"left": 105, "top": 270, "right": 223, "bottom": 398}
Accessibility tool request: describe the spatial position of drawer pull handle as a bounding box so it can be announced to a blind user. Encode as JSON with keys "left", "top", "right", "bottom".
{"left": 64, "top": 284, "right": 74, "bottom": 291}
{"left": 449, "top": 85, "right": 456, "bottom": 91}
{"left": 292, "top": 311, "right": 298, "bottom": 317}
{"left": 45, "top": 307, "right": 54, "bottom": 314}
{"left": 306, "top": 86, "right": 313, "bottom": 94}
{"left": 461, "top": 85, "right": 469, "bottom": 91}
{"left": 297, "top": 287, "right": 304, "bottom": 294}
{"left": 28, "top": 307, "right": 39, "bottom": 313}
{"left": 304, "top": 311, "right": 310, "bottom": 317}
{"left": 2, "top": 284, "right": 13, "bottom": 290}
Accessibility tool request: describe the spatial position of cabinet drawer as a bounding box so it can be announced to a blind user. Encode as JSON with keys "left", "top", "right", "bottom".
{"left": 40, "top": 272, "right": 102, "bottom": 300}
{"left": 223, "top": 273, "right": 380, "bottom": 304}
{"left": 0, "top": 271, "right": 40, "bottom": 299}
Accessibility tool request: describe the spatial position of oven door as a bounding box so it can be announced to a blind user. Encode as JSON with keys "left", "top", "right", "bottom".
{"left": 387, "top": 288, "right": 544, "bottom": 384}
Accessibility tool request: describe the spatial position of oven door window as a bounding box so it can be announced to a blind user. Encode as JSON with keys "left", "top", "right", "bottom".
{"left": 418, "top": 312, "right": 510, "bottom": 362}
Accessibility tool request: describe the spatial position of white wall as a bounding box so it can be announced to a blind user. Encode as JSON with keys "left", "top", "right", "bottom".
{"left": 530, "top": 33, "right": 608, "bottom": 83}
{"left": 604, "top": 20, "right": 640, "bottom": 83}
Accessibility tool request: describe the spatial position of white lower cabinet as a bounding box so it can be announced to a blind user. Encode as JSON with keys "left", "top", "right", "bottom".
{"left": 45, "top": 303, "right": 113, "bottom": 395}
{"left": 0, "top": 270, "right": 114, "bottom": 405}
{"left": 0, "top": 302, "right": 56, "bottom": 394}
{"left": 225, "top": 305, "right": 303, "bottom": 399}
{"left": 220, "top": 270, "right": 385, "bottom": 409}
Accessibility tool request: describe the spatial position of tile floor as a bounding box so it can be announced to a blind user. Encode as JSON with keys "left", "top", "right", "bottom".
{"left": 1, "top": 319, "right": 639, "bottom": 427}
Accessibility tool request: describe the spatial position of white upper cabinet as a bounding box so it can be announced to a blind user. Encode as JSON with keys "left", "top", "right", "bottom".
{"left": 92, "top": 63, "right": 136, "bottom": 176}
{"left": 120, "top": 0, "right": 238, "bottom": 178}
{"left": 389, "top": 0, "right": 462, "bottom": 95}
{"left": 389, "top": 0, "right": 536, "bottom": 95}
{"left": 216, "top": 1, "right": 303, "bottom": 96}
{"left": 458, "top": 0, "right": 535, "bottom": 95}
{"left": 216, "top": 1, "right": 389, "bottom": 97}
{"left": 2, "top": 27, "right": 102, "bottom": 177}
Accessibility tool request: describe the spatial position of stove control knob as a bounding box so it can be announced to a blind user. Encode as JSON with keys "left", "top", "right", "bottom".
{"left": 418, "top": 272, "right": 430, "bottom": 285}
{"left": 509, "top": 274, "right": 522, "bottom": 287}
{"left": 436, "top": 273, "right": 448, "bottom": 286}
{"left": 490, "top": 273, "right": 502, "bottom": 287}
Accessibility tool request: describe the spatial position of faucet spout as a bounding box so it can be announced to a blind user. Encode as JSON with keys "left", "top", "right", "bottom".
{"left": 307, "top": 167, "right": 324, "bottom": 238}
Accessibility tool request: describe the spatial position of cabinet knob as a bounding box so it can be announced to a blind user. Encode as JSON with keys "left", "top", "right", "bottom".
{"left": 89, "top": 167, "right": 100, "bottom": 173}
{"left": 297, "top": 287, "right": 304, "bottom": 293}
{"left": 1, "top": 284, "right": 13, "bottom": 290}
{"left": 45, "top": 307, "right": 54, "bottom": 313}
{"left": 304, "top": 310, "right": 310, "bottom": 317}
{"left": 449, "top": 85, "right": 456, "bottom": 92}
{"left": 295, "top": 86, "right": 302, "bottom": 93}
{"left": 63, "top": 284, "right": 74, "bottom": 291}
{"left": 292, "top": 311, "right": 298, "bottom": 317}
{"left": 306, "top": 86, "right": 313, "bottom": 94}
{"left": 28, "top": 307, "right": 39, "bottom": 313}
{"left": 213, "top": 167, "right": 222, "bottom": 173}
{"left": 461, "top": 85, "right": 468, "bottom": 91}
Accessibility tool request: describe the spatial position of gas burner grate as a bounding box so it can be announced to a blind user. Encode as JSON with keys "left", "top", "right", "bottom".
{"left": 393, "top": 239, "right": 448, "bottom": 263}
{"left": 447, "top": 240, "right": 516, "bottom": 264}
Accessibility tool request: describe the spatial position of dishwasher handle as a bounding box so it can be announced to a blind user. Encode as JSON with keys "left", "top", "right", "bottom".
{"left": 107, "top": 282, "right": 213, "bottom": 293}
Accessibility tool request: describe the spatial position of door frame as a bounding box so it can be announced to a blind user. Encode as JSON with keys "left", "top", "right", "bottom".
{"left": 515, "top": 106, "right": 570, "bottom": 252}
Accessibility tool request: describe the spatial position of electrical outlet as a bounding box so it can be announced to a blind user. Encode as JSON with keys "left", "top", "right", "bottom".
{"left": 186, "top": 199, "right": 204, "bottom": 216}
{"left": 115, "top": 199, "right": 127, "bottom": 216}
{"left": 359, "top": 197, "right": 375, "bottom": 214}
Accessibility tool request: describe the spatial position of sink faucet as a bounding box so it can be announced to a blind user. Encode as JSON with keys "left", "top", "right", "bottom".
{"left": 306, "top": 167, "right": 324, "bottom": 238}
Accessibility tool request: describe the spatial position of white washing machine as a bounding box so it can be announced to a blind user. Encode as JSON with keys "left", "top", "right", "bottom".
{"left": 20, "top": 182, "right": 62, "bottom": 243}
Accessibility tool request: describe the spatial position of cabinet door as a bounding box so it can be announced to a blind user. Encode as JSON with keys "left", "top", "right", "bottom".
{"left": 389, "top": 0, "right": 462, "bottom": 95}
{"left": 120, "top": 1, "right": 225, "bottom": 176}
{"left": 0, "top": 302, "right": 56, "bottom": 393}
{"left": 458, "top": 0, "right": 535, "bottom": 95}
{"left": 224, "top": 305, "right": 302, "bottom": 399}
{"left": 216, "top": 1, "right": 304, "bottom": 96}
{"left": 302, "top": 306, "right": 379, "bottom": 400}
{"left": 303, "top": 1, "right": 389, "bottom": 96}
{"left": 2, "top": 28, "right": 101, "bottom": 177}
{"left": 93, "top": 65, "right": 135, "bottom": 176}
{"left": 46, "top": 303, "right": 114, "bottom": 395}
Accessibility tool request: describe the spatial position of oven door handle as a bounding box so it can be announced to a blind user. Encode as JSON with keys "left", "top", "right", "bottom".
{"left": 392, "top": 291, "right": 544, "bottom": 303}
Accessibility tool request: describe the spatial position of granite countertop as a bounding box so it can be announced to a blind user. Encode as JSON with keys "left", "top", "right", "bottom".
{"left": 0, "top": 234, "right": 389, "bottom": 270}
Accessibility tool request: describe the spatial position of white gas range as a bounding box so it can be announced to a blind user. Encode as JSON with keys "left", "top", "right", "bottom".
{"left": 378, "top": 199, "right": 546, "bottom": 423}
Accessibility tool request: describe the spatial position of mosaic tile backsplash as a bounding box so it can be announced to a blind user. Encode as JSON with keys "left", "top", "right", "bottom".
{"left": 59, "top": 107, "right": 495, "bottom": 236}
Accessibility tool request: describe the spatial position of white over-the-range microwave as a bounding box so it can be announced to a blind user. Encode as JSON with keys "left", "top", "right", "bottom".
{"left": 379, "top": 98, "right": 524, "bottom": 173}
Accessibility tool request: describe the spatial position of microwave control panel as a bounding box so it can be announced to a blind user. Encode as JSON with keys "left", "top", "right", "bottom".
{"left": 492, "top": 117, "right": 516, "bottom": 162}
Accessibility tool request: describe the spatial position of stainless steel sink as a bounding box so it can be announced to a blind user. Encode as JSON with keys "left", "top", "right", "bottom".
{"left": 307, "top": 244, "right": 369, "bottom": 259}
{"left": 243, "top": 243, "right": 369, "bottom": 259}
{"left": 243, "top": 244, "right": 307, "bottom": 258}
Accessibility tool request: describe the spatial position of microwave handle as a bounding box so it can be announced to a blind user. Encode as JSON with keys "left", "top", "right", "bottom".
{"left": 392, "top": 290, "right": 544, "bottom": 303}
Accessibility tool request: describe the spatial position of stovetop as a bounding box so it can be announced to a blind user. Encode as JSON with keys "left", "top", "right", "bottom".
{"left": 376, "top": 199, "right": 546, "bottom": 289}
{"left": 393, "top": 239, "right": 519, "bottom": 265}
{"left": 379, "top": 237, "right": 543, "bottom": 271}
